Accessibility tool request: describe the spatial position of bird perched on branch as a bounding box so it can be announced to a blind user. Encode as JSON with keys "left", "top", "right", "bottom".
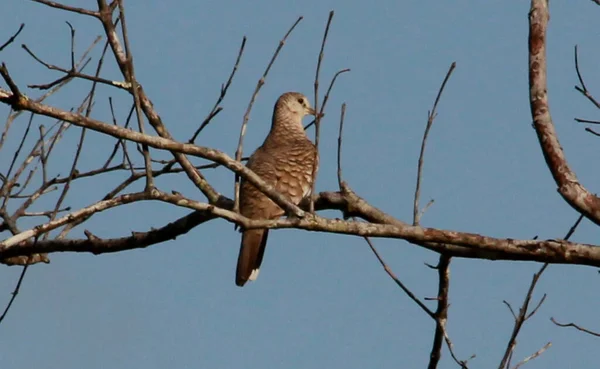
{"left": 236, "top": 92, "right": 319, "bottom": 287}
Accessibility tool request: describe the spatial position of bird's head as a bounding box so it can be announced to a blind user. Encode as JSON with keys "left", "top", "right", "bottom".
{"left": 277, "top": 92, "right": 316, "bottom": 119}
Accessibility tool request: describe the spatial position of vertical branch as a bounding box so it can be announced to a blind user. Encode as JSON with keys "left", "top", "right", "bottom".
{"left": 427, "top": 255, "right": 454, "bottom": 369}
{"left": 336, "top": 103, "right": 346, "bottom": 188}
{"left": 233, "top": 16, "right": 303, "bottom": 213}
{"left": 103, "top": 101, "right": 129, "bottom": 169}
{"left": 116, "top": 1, "right": 154, "bottom": 191}
{"left": 413, "top": 62, "right": 456, "bottom": 225}
{"left": 65, "top": 22, "right": 76, "bottom": 69}
{"left": 39, "top": 125, "right": 47, "bottom": 184}
{"left": 310, "top": 11, "right": 334, "bottom": 213}
{"left": 415, "top": 62, "right": 457, "bottom": 369}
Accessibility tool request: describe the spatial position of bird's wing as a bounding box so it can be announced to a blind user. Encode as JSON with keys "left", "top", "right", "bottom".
{"left": 272, "top": 141, "right": 318, "bottom": 206}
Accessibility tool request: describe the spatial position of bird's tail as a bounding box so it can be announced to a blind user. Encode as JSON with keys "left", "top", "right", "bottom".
{"left": 235, "top": 229, "right": 269, "bottom": 287}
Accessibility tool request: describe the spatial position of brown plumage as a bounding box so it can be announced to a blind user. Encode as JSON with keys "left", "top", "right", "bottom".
{"left": 235, "top": 92, "right": 319, "bottom": 287}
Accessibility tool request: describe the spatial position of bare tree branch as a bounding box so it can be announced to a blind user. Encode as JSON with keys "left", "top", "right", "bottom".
{"left": 96, "top": 1, "right": 219, "bottom": 203}
{"left": 310, "top": 10, "right": 334, "bottom": 213}
{"left": 0, "top": 23, "right": 25, "bottom": 52}
{"left": 115, "top": 1, "right": 154, "bottom": 190}
{"left": 414, "top": 62, "right": 456, "bottom": 225}
{"left": 498, "top": 214, "right": 582, "bottom": 369}
{"left": 513, "top": 342, "right": 552, "bottom": 369}
{"left": 336, "top": 103, "right": 346, "bottom": 189}
{"left": 0, "top": 263, "right": 28, "bottom": 324}
{"left": 498, "top": 264, "right": 548, "bottom": 369}
{"left": 550, "top": 317, "right": 600, "bottom": 338}
{"left": 31, "top": 0, "right": 100, "bottom": 18}
{"left": 365, "top": 235, "right": 435, "bottom": 318}
{"left": 190, "top": 36, "right": 247, "bottom": 143}
{"left": 528, "top": 0, "right": 600, "bottom": 226}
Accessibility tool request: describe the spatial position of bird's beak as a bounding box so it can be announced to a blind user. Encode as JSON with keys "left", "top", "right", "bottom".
{"left": 307, "top": 107, "right": 317, "bottom": 116}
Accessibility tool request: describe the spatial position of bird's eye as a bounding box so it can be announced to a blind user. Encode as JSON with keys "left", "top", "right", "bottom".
{"left": 297, "top": 98, "right": 304, "bottom": 105}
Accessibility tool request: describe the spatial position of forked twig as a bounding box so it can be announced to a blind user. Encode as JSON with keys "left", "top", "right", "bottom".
{"left": 499, "top": 214, "right": 583, "bottom": 369}
{"left": 573, "top": 45, "right": 600, "bottom": 110}
{"left": 304, "top": 68, "right": 350, "bottom": 130}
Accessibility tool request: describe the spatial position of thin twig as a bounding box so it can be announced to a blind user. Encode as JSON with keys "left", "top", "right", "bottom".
{"left": 0, "top": 264, "right": 29, "bottom": 324}
{"left": 66, "top": 21, "right": 76, "bottom": 69}
{"left": 513, "top": 342, "right": 552, "bottom": 369}
{"left": 310, "top": 11, "right": 334, "bottom": 214}
{"left": 104, "top": 98, "right": 129, "bottom": 169}
{"left": 414, "top": 62, "right": 456, "bottom": 225}
{"left": 336, "top": 103, "right": 346, "bottom": 188}
{"left": 573, "top": 45, "right": 600, "bottom": 110}
{"left": 31, "top": 0, "right": 99, "bottom": 17}
{"left": 233, "top": 16, "right": 303, "bottom": 213}
{"left": 0, "top": 23, "right": 25, "bottom": 52}
{"left": 23, "top": 208, "right": 70, "bottom": 218}
{"left": 304, "top": 68, "right": 350, "bottom": 130}
{"left": 550, "top": 318, "right": 600, "bottom": 337}
{"left": 499, "top": 263, "right": 548, "bottom": 369}
{"left": 585, "top": 127, "right": 600, "bottom": 137}
{"left": 0, "top": 63, "right": 22, "bottom": 97}
{"left": 190, "top": 36, "right": 247, "bottom": 143}
{"left": 574, "top": 118, "right": 600, "bottom": 124}
{"left": 117, "top": 1, "right": 154, "bottom": 191}
{"left": 22, "top": 38, "right": 120, "bottom": 92}
{"left": 1, "top": 114, "right": 33, "bottom": 204}
{"left": 444, "top": 330, "right": 474, "bottom": 368}
{"left": 363, "top": 235, "right": 435, "bottom": 319}
{"left": 564, "top": 213, "right": 584, "bottom": 240}
{"left": 97, "top": 1, "right": 219, "bottom": 203}
{"left": 498, "top": 213, "right": 583, "bottom": 369}
{"left": 39, "top": 125, "right": 47, "bottom": 184}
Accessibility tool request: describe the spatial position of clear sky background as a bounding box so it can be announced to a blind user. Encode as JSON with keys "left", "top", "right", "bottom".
{"left": 1, "top": 1, "right": 600, "bottom": 368}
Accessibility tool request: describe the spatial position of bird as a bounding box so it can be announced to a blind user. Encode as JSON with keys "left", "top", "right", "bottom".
{"left": 235, "top": 92, "right": 319, "bottom": 287}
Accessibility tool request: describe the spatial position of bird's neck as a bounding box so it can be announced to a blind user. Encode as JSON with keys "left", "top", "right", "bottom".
{"left": 267, "top": 114, "right": 307, "bottom": 141}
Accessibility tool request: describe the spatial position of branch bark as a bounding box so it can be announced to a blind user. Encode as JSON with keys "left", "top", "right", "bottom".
{"left": 528, "top": 0, "right": 600, "bottom": 225}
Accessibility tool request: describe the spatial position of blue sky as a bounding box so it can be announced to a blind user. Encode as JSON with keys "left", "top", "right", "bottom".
{"left": 1, "top": 1, "right": 600, "bottom": 368}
